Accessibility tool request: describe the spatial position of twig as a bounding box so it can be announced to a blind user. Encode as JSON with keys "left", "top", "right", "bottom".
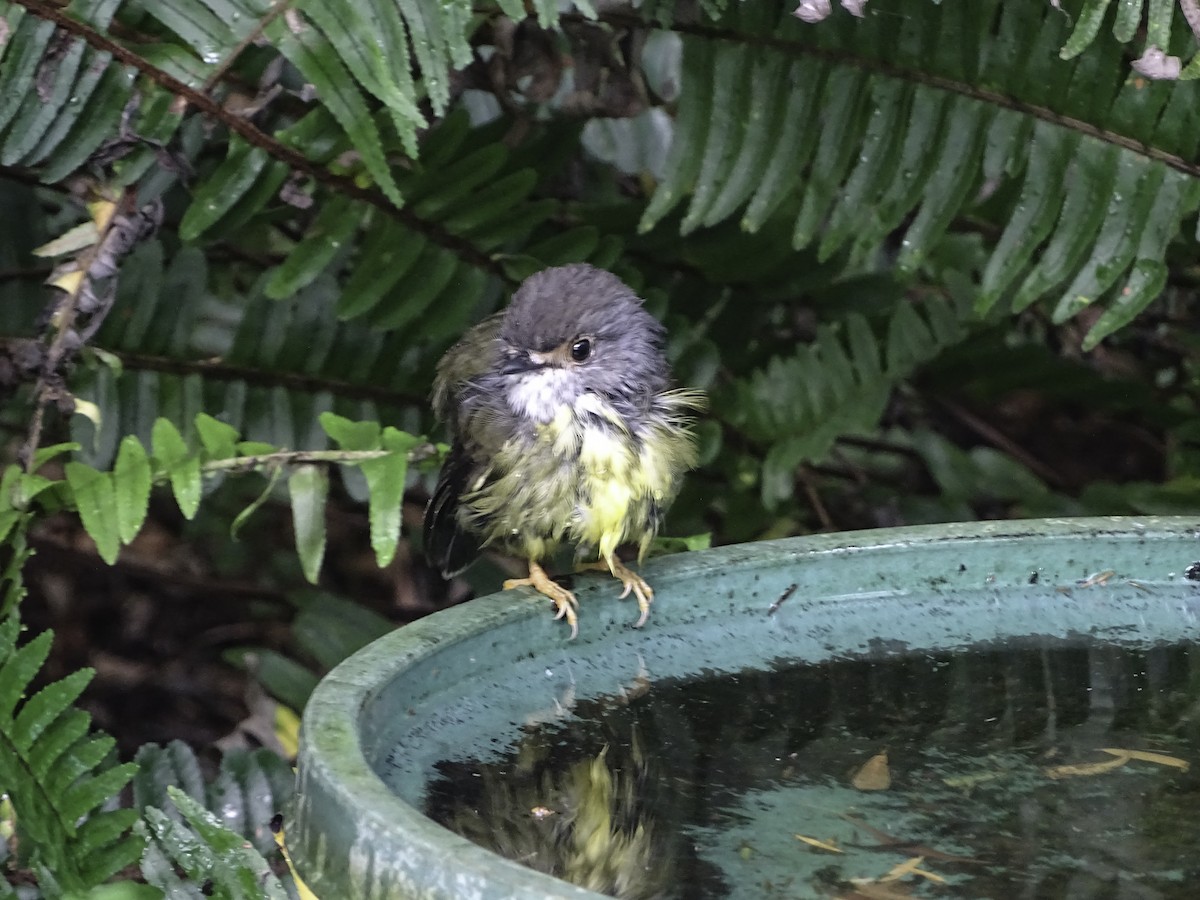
{"left": 798, "top": 465, "right": 836, "bottom": 530}
{"left": 766, "top": 583, "right": 797, "bottom": 616}
{"left": 22, "top": 187, "right": 133, "bottom": 471}
{"left": 202, "top": 445, "right": 439, "bottom": 475}
{"left": 932, "top": 395, "right": 1067, "bottom": 488}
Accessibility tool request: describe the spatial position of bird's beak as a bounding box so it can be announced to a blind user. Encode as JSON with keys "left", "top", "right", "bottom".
{"left": 501, "top": 351, "right": 541, "bottom": 376}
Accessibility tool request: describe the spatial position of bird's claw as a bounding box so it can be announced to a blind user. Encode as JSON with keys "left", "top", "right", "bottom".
{"left": 578, "top": 557, "right": 654, "bottom": 628}
{"left": 504, "top": 561, "right": 579, "bottom": 639}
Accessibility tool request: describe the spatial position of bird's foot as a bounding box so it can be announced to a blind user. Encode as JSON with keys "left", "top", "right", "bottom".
{"left": 577, "top": 557, "right": 654, "bottom": 628}
{"left": 504, "top": 560, "right": 579, "bottom": 639}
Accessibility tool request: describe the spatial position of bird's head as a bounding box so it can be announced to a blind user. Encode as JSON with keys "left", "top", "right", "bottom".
{"left": 497, "top": 264, "right": 669, "bottom": 422}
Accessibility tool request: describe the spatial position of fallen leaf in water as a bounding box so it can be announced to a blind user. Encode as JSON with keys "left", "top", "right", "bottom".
{"left": 880, "top": 857, "right": 924, "bottom": 881}
{"left": 1101, "top": 748, "right": 1189, "bottom": 770}
{"left": 853, "top": 750, "right": 891, "bottom": 790}
{"left": 795, "top": 834, "right": 844, "bottom": 853}
{"left": 1044, "top": 750, "right": 1131, "bottom": 779}
{"left": 879, "top": 856, "right": 946, "bottom": 884}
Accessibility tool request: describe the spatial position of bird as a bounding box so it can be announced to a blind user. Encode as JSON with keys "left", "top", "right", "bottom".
{"left": 423, "top": 263, "right": 704, "bottom": 638}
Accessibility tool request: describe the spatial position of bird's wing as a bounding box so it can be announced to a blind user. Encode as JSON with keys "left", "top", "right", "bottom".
{"left": 426, "top": 313, "right": 504, "bottom": 576}
{"left": 424, "top": 441, "right": 485, "bottom": 577}
{"left": 431, "top": 312, "right": 504, "bottom": 426}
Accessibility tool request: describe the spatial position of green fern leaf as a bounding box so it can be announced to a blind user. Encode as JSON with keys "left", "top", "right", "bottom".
{"left": 11, "top": 669, "right": 92, "bottom": 754}
{"left": 113, "top": 436, "right": 152, "bottom": 545}
{"left": 297, "top": 0, "right": 424, "bottom": 157}
{"left": 28, "top": 707, "right": 91, "bottom": 781}
{"left": 135, "top": 742, "right": 294, "bottom": 856}
{"left": 289, "top": 465, "right": 328, "bottom": 584}
{"left": 151, "top": 418, "right": 202, "bottom": 520}
{"left": 0, "top": 628, "right": 51, "bottom": 721}
{"left": 0, "top": 15, "right": 55, "bottom": 133}
{"left": 179, "top": 140, "right": 270, "bottom": 242}
{"left": 64, "top": 463, "right": 120, "bottom": 564}
{"left": 133, "top": 740, "right": 207, "bottom": 815}
{"left": 0, "top": 38, "right": 85, "bottom": 165}
{"left": 648, "top": 0, "right": 1200, "bottom": 339}
{"left": 140, "top": 786, "right": 288, "bottom": 899}
{"left": 62, "top": 761, "right": 141, "bottom": 824}
{"left": 271, "top": 21, "right": 403, "bottom": 207}
{"left": 265, "top": 194, "right": 360, "bottom": 300}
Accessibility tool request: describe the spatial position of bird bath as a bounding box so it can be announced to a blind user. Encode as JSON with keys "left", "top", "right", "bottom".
{"left": 290, "top": 517, "right": 1200, "bottom": 898}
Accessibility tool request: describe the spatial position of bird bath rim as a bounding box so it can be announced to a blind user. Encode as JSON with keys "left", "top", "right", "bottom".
{"left": 288, "top": 516, "right": 1200, "bottom": 899}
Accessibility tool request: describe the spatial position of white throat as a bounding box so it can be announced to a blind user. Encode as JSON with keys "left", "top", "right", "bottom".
{"left": 507, "top": 368, "right": 577, "bottom": 423}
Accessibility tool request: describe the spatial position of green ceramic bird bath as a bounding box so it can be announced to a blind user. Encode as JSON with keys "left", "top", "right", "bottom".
{"left": 289, "top": 517, "right": 1200, "bottom": 898}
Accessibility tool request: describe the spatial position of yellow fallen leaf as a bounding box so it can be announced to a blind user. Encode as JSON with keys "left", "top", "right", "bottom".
{"left": 912, "top": 866, "right": 945, "bottom": 884}
{"left": 1100, "top": 748, "right": 1189, "bottom": 771}
{"left": 88, "top": 198, "right": 117, "bottom": 231}
{"left": 853, "top": 750, "right": 891, "bottom": 790}
{"left": 795, "top": 834, "right": 844, "bottom": 853}
{"left": 880, "top": 856, "right": 924, "bottom": 881}
{"left": 274, "top": 824, "right": 320, "bottom": 900}
{"left": 1077, "top": 569, "right": 1116, "bottom": 587}
{"left": 1044, "top": 751, "right": 1130, "bottom": 779}
{"left": 32, "top": 221, "right": 98, "bottom": 258}
{"left": 72, "top": 398, "right": 102, "bottom": 429}
{"left": 274, "top": 704, "right": 301, "bottom": 760}
{"left": 50, "top": 269, "right": 84, "bottom": 296}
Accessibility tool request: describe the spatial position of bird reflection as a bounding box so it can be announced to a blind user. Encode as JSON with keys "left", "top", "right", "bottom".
{"left": 429, "top": 724, "right": 675, "bottom": 899}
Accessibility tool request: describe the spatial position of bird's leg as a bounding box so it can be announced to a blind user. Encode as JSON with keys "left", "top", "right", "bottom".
{"left": 577, "top": 556, "right": 654, "bottom": 627}
{"left": 504, "top": 560, "right": 579, "bottom": 639}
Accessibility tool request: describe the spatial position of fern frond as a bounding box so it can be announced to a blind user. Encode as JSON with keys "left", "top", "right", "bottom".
{"left": 640, "top": 0, "right": 1200, "bottom": 347}
{"left": 729, "top": 291, "right": 973, "bottom": 508}
{"left": 139, "top": 786, "right": 288, "bottom": 899}
{"left": 134, "top": 741, "right": 294, "bottom": 857}
{"left": 0, "top": 524, "right": 142, "bottom": 891}
{"left": 1, "top": 0, "right": 568, "bottom": 333}
{"left": 44, "top": 408, "right": 430, "bottom": 581}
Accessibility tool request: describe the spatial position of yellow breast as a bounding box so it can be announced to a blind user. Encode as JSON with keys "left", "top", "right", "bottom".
{"left": 578, "top": 423, "right": 640, "bottom": 559}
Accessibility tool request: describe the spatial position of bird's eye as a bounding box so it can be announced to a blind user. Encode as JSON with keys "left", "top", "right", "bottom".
{"left": 570, "top": 338, "right": 592, "bottom": 362}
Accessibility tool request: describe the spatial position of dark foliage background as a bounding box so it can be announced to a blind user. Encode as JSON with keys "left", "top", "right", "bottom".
{"left": 2, "top": 0, "right": 1200, "bottom": 895}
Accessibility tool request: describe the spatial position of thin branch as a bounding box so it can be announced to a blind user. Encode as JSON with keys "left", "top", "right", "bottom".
{"left": 13, "top": 0, "right": 511, "bottom": 284}
{"left": 203, "top": 444, "right": 439, "bottom": 475}
{"left": 931, "top": 395, "right": 1068, "bottom": 489}
{"left": 798, "top": 464, "right": 836, "bottom": 530}
{"left": 22, "top": 187, "right": 134, "bottom": 471}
